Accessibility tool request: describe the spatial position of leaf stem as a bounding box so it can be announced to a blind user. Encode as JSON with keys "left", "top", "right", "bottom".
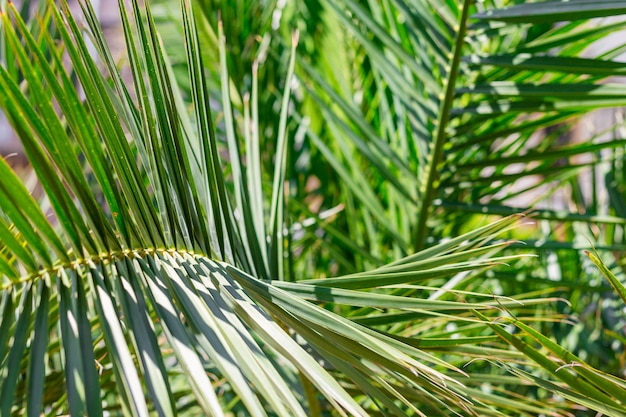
{"left": 0, "top": 247, "right": 207, "bottom": 291}
{"left": 415, "top": 0, "right": 472, "bottom": 250}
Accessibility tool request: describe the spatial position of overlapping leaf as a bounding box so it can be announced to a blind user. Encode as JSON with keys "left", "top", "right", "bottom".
{"left": 0, "top": 0, "right": 580, "bottom": 415}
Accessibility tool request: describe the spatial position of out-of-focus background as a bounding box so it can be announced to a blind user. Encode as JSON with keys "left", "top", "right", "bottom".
{"left": 0, "top": 0, "right": 124, "bottom": 158}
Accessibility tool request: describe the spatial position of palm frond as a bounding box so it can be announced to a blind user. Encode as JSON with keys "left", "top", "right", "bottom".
{"left": 2, "top": 0, "right": 626, "bottom": 415}
{"left": 0, "top": 0, "right": 577, "bottom": 415}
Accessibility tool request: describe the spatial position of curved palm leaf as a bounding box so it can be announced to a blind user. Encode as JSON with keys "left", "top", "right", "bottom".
{"left": 0, "top": 0, "right": 581, "bottom": 415}
{"left": 289, "top": 0, "right": 626, "bottom": 413}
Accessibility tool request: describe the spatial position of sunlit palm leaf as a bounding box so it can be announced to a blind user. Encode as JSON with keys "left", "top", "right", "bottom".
{"left": 302, "top": 0, "right": 626, "bottom": 258}
{"left": 0, "top": 0, "right": 575, "bottom": 415}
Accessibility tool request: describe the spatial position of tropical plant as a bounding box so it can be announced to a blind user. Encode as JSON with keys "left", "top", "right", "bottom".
{"left": 2, "top": 0, "right": 626, "bottom": 416}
